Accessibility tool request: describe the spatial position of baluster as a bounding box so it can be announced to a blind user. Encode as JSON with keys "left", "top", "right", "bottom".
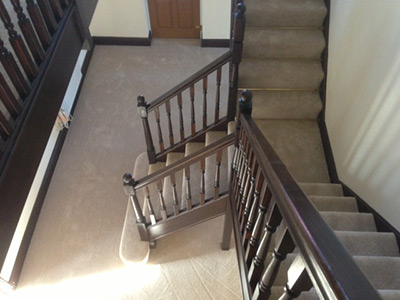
{"left": 214, "top": 150, "right": 222, "bottom": 199}
{"left": 0, "top": 0, "right": 37, "bottom": 81}
{"left": 0, "top": 37, "right": 29, "bottom": 98}
{"left": 58, "top": 0, "right": 68, "bottom": 9}
{"left": 202, "top": 75, "right": 207, "bottom": 129}
{"left": 36, "top": 0, "right": 57, "bottom": 35}
{"left": 123, "top": 174, "right": 149, "bottom": 241}
{"left": 184, "top": 166, "right": 192, "bottom": 210}
{"left": 177, "top": 93, "right": 184, "bottom": 142}
{"left": 200, "top": 158, "right": 205, "bottom": 205}
{"left": 245, "top": 185, "right": 272, "bottom": 266}
{"left": 249, "top": 201, "right": 282, "bottom": 290}
{"left": 243, "top": 172, "right": 263, "bottom": 242}
{"left": 277, "top": 255, "right": 312, "bottom": 300}
{"left": 169, "top": 173, "right": 179, "bottom": 215}
{"left": 48, "top": 0, "right": 62, "bottom": 21}
{"left": 234, "top": 132, "right": 246, "bottom": 208}
{"left": 137, "top": 95, "right": 156, "bottom": 164}
{"left": 0, "top": 72, "right": 21, "bottom": 118}
{"left": 238, "top": 150, "right": 254, "bottom": 220}
{"left": 0, "top": 110, "right": 13, "bottom": 140}
{"left": 165, "top": 99, "right": 174, "bottom": 148}
{"left": 240, "top": 167, "right": 261, "bottom": 231}
{"left": 156, "top": 180, "right": 167, "bottom": 220}
{"left": 190, "top": 84, "right": 195, "bottom": 135}
{"left": 11, "top": 0, "right": 44, "bottom": 64}
{"left": 214, "top": 66, "right": 221, "bottom": 123}
{"left": 144, "top": 186, "right": 156, "bottom": 225}
{"left": 154, "top": 106, "right": 164, "bottom": 153}
{"left": 26, "top": 0, "right": 51, "bottom": 49}
{"left": 252, "top": 225, "right": 296, "bottom": 300}
{"left": 235, "top": 136, "right": 250, "bottom": 206}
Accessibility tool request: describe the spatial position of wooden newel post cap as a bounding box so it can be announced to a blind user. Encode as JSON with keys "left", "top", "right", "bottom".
{"left": 236, "top": 3, "right": 246, "bottom": 14}
{"left": 137, "top": 95, "right": 148, "bottom": 118}
{"left": 123, "top": 173, "right": 136, "bottom": 196}
{"left": 137, "top": 95, "right": 146, "bottom": 106}
{"left": 239, "top": 89, "right": 253, "bottom": 116}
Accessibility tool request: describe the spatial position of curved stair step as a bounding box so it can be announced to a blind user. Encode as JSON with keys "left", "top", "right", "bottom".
{"left": 181, "top": 142, "right": 205, "bottom": 209}
{"left": 299, "top": 182, "right": 343, "bottom": 197}
{"left": 243, "top": 28, "right": 325, "bottom": 59}
{"left": 320, "top": 211, "right": 377, "bottom": 232}
{"left": 310, "top": 195, "right": 358, "bottom": 212}
{"left": 246, "top": 0, "right": 327, "bottom": 27}
{"left": 250, "top": 90, "right": 322, "bottom": 120}
{"left": 335, "top": 231, "right": 399, "bottom": 257}
{"left": 239, "top": 58, "right": 324, "bottom": 89}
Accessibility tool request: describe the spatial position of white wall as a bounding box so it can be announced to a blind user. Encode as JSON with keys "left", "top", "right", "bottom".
{"left": 326, "top": 0, "right": 400, "bottom": 230}
{"left": 89, "top": 0, "right": 150, "bottom": 38}
{"left": 90, "top": 0, "right": 230, "bottom": 40}
{"left": 200, "top": 0, "right": 231, "bottom": 39}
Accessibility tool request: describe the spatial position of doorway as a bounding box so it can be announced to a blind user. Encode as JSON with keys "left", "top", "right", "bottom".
{"left": 147, "top": 0, "right": 201, "bottom": 39}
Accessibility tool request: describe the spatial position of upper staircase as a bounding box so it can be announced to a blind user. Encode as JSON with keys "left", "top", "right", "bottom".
{"left": 121, "top": 0, "right": 400, "bottom": 299}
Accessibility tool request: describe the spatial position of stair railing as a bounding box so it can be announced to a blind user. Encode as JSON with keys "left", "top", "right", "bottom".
{"left": 123, "top": 133, "right": 235, "bottom": 244}
{"left": 138, "top": 3, "right": 246, "bottom": 164}
{"left": 227, "top": 91, "right": 382, "bottom": 300}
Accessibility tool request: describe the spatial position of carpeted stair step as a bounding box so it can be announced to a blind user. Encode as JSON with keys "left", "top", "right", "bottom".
{"left": 163, "top": 152, "right": 185, "bottom": 215}
{"left": 320, "top": 211, "right": 377, "bottom": 232}
{"left": 205, "top": 131, "right": 228, "bottom": 200}
{"left": 119, "top": 152, "right": 151, "bottom": 265}
{"left": 239, "top": 58, "right": 324, "bottom": 89}
{"left": 299, "top": 182, "right": 343, "bottom": 197}
{"left": 255, "top": 119, "right": 330, "bottom": 183}
{"left": 335, "top": 231, "right": 400, "bottom": 257}
{"left": 181, "top": 142, "right": 205, "bottom": 209}
{"left": 309, "top": 195, "right": 358, "bottom": 212}
{"left": 249, "top": 90, "right": 322, "bottom": 120}
{"left": 243, "top": 28, "right": 325, "bottom": 59}
{"left": 246, "top": 0, "right": 327, "bottom": 28}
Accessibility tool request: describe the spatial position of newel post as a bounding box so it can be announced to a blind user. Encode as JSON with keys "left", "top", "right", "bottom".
{"left": 123, "top": 173, "right": 149, "bottom": 241}
{"left": 227, "top": 3, "right": 246, "bottom": 121}
{"left": 137, "top": 95, "right": 156, "bottom": 164}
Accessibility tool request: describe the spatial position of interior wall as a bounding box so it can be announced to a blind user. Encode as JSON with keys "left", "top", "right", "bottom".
{"left": 326, "top": 0, "right": 400, "bottom": 230}
{"left": 89, "top": 0, "right": 230, "bottom": 40}
{"left": 89, "top": 0, "right": 150, "bottom": 37}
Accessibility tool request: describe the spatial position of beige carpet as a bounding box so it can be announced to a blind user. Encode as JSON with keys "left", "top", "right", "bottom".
{"left": 7, "top": 39, "right": 241, "bottom": 300}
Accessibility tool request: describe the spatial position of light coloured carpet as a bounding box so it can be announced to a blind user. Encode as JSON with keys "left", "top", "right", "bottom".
{"left": 7, "top": 39, "right": 241, "bottom": 300}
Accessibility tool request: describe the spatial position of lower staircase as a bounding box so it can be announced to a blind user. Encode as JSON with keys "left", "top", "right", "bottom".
{"left": 120, "top": 0, "right": 400, "bottom": 299}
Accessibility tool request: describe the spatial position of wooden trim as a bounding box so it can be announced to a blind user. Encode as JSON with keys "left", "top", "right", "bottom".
{"left": 201, "top": 39, "right": 230, "bottom": 48}
{"left": 318, "top": 120, "right": 339, "bottom": 183}
{"left": 147, "top": 194, "right": 228, "bottom": 240}
{"left": 92, "top": 31, "right": 152, "bottom": 46}
{"left": 340, "top": 182, "right": 400, "bottom": 248}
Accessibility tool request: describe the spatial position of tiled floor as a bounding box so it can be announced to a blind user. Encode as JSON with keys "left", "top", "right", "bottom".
{"left": 8, "top": 39, "right": 241, "bottom": 300}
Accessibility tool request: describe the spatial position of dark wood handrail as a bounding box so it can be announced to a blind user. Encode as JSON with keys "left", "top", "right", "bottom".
{"left": 147, "top": 51, "right": 232, "bottom": 112}
{"left": 239, "top": 114, "right": 381, "bottom": 300}
{"left": 134, "top": 133, "right": 235, "bottom": 189}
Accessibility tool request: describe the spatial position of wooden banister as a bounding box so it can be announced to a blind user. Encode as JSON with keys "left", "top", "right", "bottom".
{"left": 134, "top": 133, "right": 235, "bottom": 189}
{"left": 147, "top": 51, "right": 232, "bottom": 111}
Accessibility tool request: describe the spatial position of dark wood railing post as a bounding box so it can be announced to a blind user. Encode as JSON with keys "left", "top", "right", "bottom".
{"left": 227, "top": 3, "right": 246, "bottom": 121}
{"left": 123, "top": 173, "right": 149, "bottom": 241}
{"left": 137, "top": 95, "right": 156, "bottom": 164}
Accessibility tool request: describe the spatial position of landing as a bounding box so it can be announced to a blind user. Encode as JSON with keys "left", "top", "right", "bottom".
{"left": 10, "top": 40, "right": 241, "bottom": 300}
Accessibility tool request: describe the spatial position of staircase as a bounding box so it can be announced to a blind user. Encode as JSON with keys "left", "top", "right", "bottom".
{"left": 120, "top": 0, "right": 400, "bottom": 299}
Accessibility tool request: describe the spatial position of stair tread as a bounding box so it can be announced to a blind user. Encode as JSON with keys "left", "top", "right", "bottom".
{"left": 148, "top": 161, "right": 166, "bottom": 175}
{"left": 335, "top": 231, "right": 400, "bottom": 257}
{"left": 243, "top": 28, "right": 325, "bottom": 59}
{"left": 299, "top": 182, "right": 343, "bottom": 196}
{"left": 205, "top": 131, "right": 226, "bottom": 146}
{"left": 250, "top": 90, "right": 322, "bottom": 120}
{"left": 239, "top": 58, "right": 325, "bottom": 89}
{"left": 320, "top": 211, "right": 377, "bottom": 232}
{"left": 255, "top": 119, "right": 330, "bottom": 183}
{"left": 246, "top": 0, "right": 327, "bottom": 28}
{"left": 310, "top": 195, "right": 358, "bottom": 212}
